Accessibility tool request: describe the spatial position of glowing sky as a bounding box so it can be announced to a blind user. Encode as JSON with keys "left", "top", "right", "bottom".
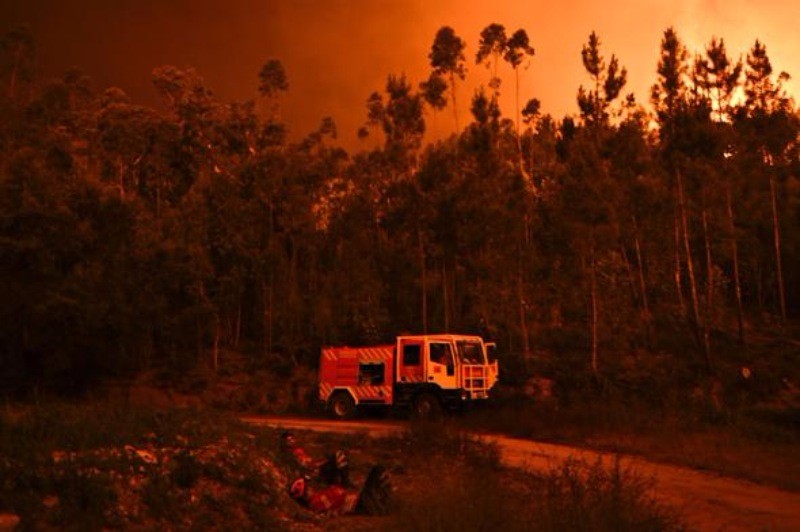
{"left": 2, "top": 0, "right": 797, "bottom": 149}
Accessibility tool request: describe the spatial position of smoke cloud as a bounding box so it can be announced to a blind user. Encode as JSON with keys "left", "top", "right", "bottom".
{"left": 1, "top": 0, "right": 797, "bottom": 149}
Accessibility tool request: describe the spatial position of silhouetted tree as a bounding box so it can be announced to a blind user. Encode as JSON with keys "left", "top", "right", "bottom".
{"left": 504, "top": 29, "right": 536, "bottom": 139}
{"left": 577, "top": 31, "right": 627, "bottom": 127}
{"left": 737, "top": 40, "right": 796, "bottom": 325}
{"left": 429, "top": 26, "right": 467, "bottom": 132}
{"left": 651, "top": 28, "right": 710, "bottom": 371}
{"left": 476, "top": 23, "right": 507, "bottom": 96}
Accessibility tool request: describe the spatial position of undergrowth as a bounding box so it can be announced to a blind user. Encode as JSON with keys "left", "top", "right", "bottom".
{"left": 375, "top": 421, "right": 683, "bottom": 532}
{"left": 0, "top": 402, "right": 284, "bottom": 530}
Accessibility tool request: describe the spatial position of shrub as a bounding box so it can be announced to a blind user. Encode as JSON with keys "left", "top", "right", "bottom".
{"left": 51, "top": 468, "right": 117, "bottom": 530}
{"left": 538, "top": 458, "right": 684, "bottom": 532}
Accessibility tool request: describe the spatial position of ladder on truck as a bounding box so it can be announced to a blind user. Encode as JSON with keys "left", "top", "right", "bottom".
{"left": 461, "top": 364, "right": 490, "bottom": 399}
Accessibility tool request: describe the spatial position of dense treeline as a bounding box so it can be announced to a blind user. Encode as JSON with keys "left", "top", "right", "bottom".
{"left": 1, "top": 24, "right": 798, "bottom": 396}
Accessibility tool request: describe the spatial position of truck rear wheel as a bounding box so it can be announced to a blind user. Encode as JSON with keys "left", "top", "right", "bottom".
{"left": 412, "top": 392, "right": 442, "bottom": 420}
{"left": 329, "top": 391, "right": 356, "bottom": 419}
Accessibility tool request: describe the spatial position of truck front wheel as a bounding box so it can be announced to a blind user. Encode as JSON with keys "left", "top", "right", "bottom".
{"left": 412, "top": 392, "right": 443, "bottom": 420}
{"left": 328, "top": 391, "right": 356, "bottom": 419}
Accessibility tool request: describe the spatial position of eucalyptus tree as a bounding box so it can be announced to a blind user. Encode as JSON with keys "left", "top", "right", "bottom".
{"left": 199, "top": 100, "right": 270, "bottom": 363}
{"left": 504, "top": 29, "right": 536, "bottom": 142}
{"left": 428, "top": 26, "right": 467, "bottom": 133}
{"left": 258, "top": 58, "right": 288, "bottom": 122}
{"left": 94, "top": 88, "right": 162, "bottom": 198}
{"left": 476, "top": 23, "right": 507, "bottom": 97}
{"left": 379, "top": 74, "right": 427, "bottom": 325}
{"left": 462, "top": 87, "right": 537, "bottom": 356}
{"left": 382, "top": 74, "right": 426, "bottom": 168}
{"left": 151, "top": 65, "right": 220, "bottom": 219}
{"left": 0, "top": 77, "right": 151, "bottom": 392}
{"left": 419, "top": 71, "right": 448, "bottom": 139}
{"left": 520, "top": 98, "right": 543, "bottom": 178}
{"left": 258, "top": 58, "right": 288, "bottom": 97}
{"left": 151, "top": 65, "right": 257, "bottom": 370}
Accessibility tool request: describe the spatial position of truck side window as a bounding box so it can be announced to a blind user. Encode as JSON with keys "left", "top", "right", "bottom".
{"left": 428, "top": 344, "right": 451, "bottom": 364}
{"left": 402, "top": 344, "right": 421, "bottom": 366}
{"left": 429, "top": 343, "right": 453, "bottom": 365}
{"left": 359, "top": 363, "right": 385, "bottom": 385}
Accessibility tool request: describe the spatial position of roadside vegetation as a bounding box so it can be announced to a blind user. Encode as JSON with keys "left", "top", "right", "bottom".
{"left": 0, "top": 403, "right": 684, "bottom": 531}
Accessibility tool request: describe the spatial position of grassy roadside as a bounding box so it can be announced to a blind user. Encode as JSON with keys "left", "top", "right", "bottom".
{"left": 459, "top": 400, "right": 800, "bottom": 492}
{"left": 0, "top": 401, "right": 685, "bottom": 531}
{"left": 314, "top": 421, "right": 685, "bottom": 532}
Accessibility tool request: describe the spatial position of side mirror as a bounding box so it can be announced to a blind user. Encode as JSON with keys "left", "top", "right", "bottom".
{"left": 446, "top": 363, "right": 454, "bottom": 376}
{"left": 485, "top": 342, "right": 497, "bottom": 363}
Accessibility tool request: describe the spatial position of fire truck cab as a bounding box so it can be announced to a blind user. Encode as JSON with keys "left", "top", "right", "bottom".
{"left": 318, "top": 334, "right": 499, "bottom": 419}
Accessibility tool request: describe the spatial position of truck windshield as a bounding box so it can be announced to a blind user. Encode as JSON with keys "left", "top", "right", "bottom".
{"left": 456, "top": 341, "right": 485, "bottom": 364}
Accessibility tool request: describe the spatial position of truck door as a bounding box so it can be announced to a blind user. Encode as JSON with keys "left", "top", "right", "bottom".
{"left": 397, "top": 338, "right": 424, "bottom": 384}
{"left": 427, "top": 340, "right": 457, "bottom": 390}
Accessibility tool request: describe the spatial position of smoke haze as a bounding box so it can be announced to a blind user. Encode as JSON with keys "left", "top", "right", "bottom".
{"left": 1, "top": 0, "right": 797, "bottom": 149}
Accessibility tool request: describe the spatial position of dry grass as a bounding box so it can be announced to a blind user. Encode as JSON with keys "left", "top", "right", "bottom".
{"left": 584, "top": 428, "right": 800, "bottom": 492}
{"left": 323, "top": 421, "right": 684, "bottom": 532}
{"left": 461, "top": 401, "right": 800, "bottom": 492}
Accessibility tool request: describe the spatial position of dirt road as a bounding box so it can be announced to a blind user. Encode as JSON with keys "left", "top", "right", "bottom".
{"left": 241, "top": 416, "right": 800, "bottom": 531}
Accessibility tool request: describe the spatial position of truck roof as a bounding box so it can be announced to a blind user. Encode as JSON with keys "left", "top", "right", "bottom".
{"left": 397, "top": 334, "right": 484, "bottom": 342}
{"left": 320, "top": 334, "right": 486, "bottom": 351}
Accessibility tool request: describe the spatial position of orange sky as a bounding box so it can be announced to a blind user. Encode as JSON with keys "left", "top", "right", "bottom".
{"left": 2, "top": 0, "right": 798, "bottom": 150}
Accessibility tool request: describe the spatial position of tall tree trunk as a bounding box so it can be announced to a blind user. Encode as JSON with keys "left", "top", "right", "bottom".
{"left": 261, "top": 275, "right": 273, "bottom": 358}
{"left": 632, "top": 216, "right": 652, "bottom": 347}
{"left": 755, "top": 258, "right": 765, "bottom": 317}
{"left": 701, "top": 206, "right": 714, "bottom": 368}
{"left": 769, "top": 172, "right": 787, "bottom": 325}
{"left": 517, "top": 248, "right": 530, "bottom": 359}
{"left": 155, "top": 175, "right": 162, "bottom": 224}
{"left": 196, "top": 281, "right": 206, "bottom": 365}
{"left": 726, "top": 186, "right": 745, "bottom": 343}
{"left": 677, "top": 169, "right": 712, "bottom": 372}
{"left": 288, "top": 240, "right": 299, "bottom": 344}
{"left": 264, "top": 199, "right": 275, "bottom": 357}
{"left": 589, "top": 238, "right": 599, "bottom": 375}
{"left": 443, "top": 260, "right": 450, "bottom": 331}
{"left": 514, "top": 69, "right": 532, "bottom": 182}
{"left": 673, "top": 202, "right": 686, "bottom": 313}
{"left": 7, "top": 46, "right": 21, "bottom": 99}
{"left": 117, "top": 159, "right": 125, "bottom": 198}
{"left": 8, "top": 66, "right": 17, "bottom": 99}
{"left": 234, "top": 298, "right": 242, "bottom": 348}
{"left": 449, "top": 72, "right": 460, "bottom": 133}
{"left": 515, "top": 68, "right": 521, "bottom": 140}
{"left": 212, "top": 314, "right": 220, "bottom": 373}
{"left": 619, "top": 242, "right": 639, "bottom": 306}
{"left": 417, "top": 226, "right": 428, "bottom": 334}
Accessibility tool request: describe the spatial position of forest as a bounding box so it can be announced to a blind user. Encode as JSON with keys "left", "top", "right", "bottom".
{"left": 1, "top": 23, "right": 798, "bottom": 400}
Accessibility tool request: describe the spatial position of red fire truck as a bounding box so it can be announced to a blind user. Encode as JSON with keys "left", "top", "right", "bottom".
{"left": 318, "top": 334, "right": 499, "bottom": 419}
